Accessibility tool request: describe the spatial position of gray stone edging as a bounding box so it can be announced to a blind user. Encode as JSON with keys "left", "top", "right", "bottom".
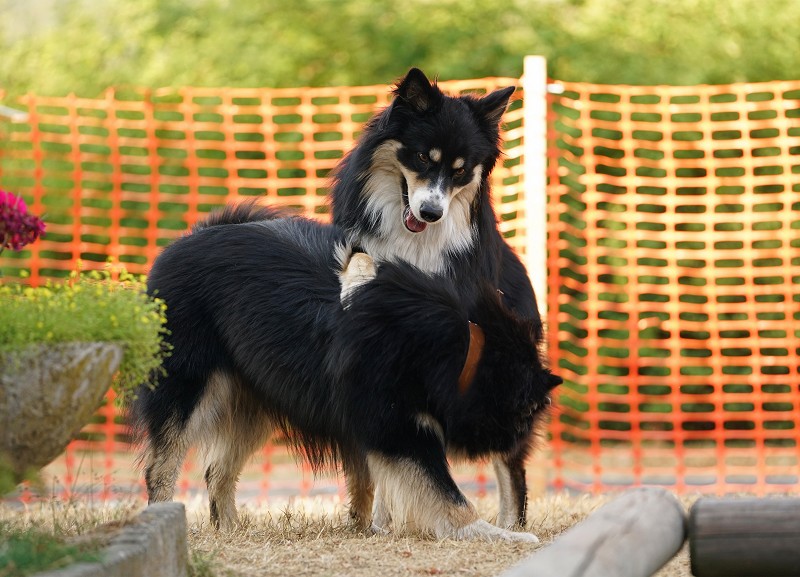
{"left": 33, "top": 502, "right": 188, "bottom": 577}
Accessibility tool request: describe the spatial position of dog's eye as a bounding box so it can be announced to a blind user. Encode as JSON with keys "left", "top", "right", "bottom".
{"left": 417, "top": 152, "right": 429, "bottom": 164}
{"left": 454, "top": 167, "right": 465, "bottom": 177}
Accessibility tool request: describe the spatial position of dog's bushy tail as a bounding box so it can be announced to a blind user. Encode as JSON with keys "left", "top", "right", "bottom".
{"left": 193, "top": 199, "right": 295, "bottom": 231}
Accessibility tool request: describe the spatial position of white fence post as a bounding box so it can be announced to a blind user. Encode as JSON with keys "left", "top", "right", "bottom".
{"left": 522, "top": 55, "right": 549, "bottom": 320}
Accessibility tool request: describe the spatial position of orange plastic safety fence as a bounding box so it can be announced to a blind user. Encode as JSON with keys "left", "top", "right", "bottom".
{"left": 0, "top": 78, "right": 525, "bottom": 282}
{"left": 8, "top": 76, "right": 800, "bottom": 502}
{"left": 547, "top": 80, "right": 800, "bottom": 494}
{"left": 0, "top": 78, "right": 523, "bottom": 502}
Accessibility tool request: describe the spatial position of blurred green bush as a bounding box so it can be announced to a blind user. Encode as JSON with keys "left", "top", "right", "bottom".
{"left": 2, "top": 0, "right": 800, "bottom": 99}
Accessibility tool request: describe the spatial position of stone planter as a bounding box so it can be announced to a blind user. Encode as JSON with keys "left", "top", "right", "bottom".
{"left": 0, "top": 342, "right": 123, "bottom": 478}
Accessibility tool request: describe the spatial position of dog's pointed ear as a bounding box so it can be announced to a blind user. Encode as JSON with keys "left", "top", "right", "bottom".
{"left": 476, "top": 86, "right": 516, "bottom": 126}
{"left": 545, "top": 371, "right": 563, "bottom": 391}
{"left": 394, "top": 68, "right": 437, "bottom": 113}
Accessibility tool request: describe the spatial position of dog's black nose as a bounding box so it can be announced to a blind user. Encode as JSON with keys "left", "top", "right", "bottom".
{"left": 419, "top": 203, "right": 444, "bottom": 222}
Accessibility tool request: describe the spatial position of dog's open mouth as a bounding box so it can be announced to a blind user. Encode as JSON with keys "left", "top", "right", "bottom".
{"left": 401, "top": 185, "right": 427, "bottom": 233}
{"left": 403, "top": 206, "right": 427, "bottom": 233}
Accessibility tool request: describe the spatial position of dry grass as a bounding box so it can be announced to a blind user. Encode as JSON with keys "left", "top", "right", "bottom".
{"left": 0, "top": 498, "right": 139, "bottom": 538}
{"left": 0, "top": 493, "right": 694, "bottom": 577}
{"left": 186, "top": 493, "right": 694, "bottom": 577}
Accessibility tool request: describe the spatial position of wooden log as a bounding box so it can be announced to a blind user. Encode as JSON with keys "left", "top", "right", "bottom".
{"left": 689, "top": 497, "right": 800, "bottom": 577}
{"left": 501, "top": 488, "right": 686, "bottom": 577}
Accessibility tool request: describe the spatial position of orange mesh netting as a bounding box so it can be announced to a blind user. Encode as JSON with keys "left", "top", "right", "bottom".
{"left": 3, "top": 75, "right": 800, "bottom": 500}
{"left": 547, "top": 80, "right": 800, "bottom": 494}
{"left": 0, "top": 78, "right": 525, "bottom": 283}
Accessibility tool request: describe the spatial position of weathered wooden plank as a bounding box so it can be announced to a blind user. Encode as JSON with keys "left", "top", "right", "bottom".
{"left": 501, "top": 487, "right": 686, "bottom": 577}
{"left": 689, "top": 497, "right": 800, "bottom": 577}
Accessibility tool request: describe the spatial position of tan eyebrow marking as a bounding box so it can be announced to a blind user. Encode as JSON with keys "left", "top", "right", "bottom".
{"left": 429, "top": 148, "right": 442, "bottom": 163}
{"left": 453, "top": 157, "right": 465, "bottom": 169}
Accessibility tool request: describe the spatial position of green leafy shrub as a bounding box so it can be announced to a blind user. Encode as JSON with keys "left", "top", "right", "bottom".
{"left": 0, "top": 268, "right": 169, "bottom": 400}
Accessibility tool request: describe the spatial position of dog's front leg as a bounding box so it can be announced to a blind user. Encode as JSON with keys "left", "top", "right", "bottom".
{"left": 342, "top": 451, "right": 375, "bottom": 530}
{"left": 370, "top": 484, "right": 391, "bottom": 534}
{"left": 339, "top": 250, "right": 377, "bottom": 305}
{"left": 493, "top": 438, "right": 532, "bottom": 529}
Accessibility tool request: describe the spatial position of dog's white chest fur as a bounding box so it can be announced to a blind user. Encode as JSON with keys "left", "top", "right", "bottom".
{"left": 360, "top": 215, "right": 476, "bottom": 275}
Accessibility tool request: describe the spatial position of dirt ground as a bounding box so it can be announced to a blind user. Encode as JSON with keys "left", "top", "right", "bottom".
{"left": 185, "top": 493, "right": 694, "bottom": 577}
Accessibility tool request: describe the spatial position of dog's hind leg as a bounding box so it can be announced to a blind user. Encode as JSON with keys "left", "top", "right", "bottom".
{"left": 137, "top": 376, "right": 196, "bottom": 504}
{"left": 200, "top": 374, "right": 275, "bottom": 531}
{"left": 144, "top": 419, "right": 192, "bottom": 504}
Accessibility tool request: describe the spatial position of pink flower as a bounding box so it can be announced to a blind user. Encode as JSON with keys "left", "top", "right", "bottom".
{"left": 0, "top": 190, "right": 46, "bottom": 252}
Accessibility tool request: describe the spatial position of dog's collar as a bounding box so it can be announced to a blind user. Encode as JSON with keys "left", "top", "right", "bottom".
{"left": 458, "top": 321, "right": 485, "bottom": 394}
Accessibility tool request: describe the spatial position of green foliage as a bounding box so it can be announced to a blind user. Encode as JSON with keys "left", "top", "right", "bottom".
{"left": 1, "top": 0, "right": 800, "bottom": 100}
{"left": 0, "top": 522, "right": 100, "bottom": 577}
{"left": 0, "top": 455, "right": 18, "bottom": 496}
{"left": 0, "top": 268, "right": 169, "bottom": 399}
{"left": 189, "top": 549, "right": 221, "bottom": 577}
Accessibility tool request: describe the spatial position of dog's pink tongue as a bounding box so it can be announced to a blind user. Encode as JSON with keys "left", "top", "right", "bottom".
{"left": 404, "top": 208, "right": 427, "bottom": 233}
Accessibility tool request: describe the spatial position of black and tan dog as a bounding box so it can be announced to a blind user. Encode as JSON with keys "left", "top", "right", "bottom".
{"left": 330, "top": 68, "right": 544, "bottom": 528}
{"left": 132, "top": 203, "right": 559, "bottom": 541}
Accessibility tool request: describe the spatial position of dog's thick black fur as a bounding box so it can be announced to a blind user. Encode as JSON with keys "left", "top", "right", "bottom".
{"left": 132, "top": 203, "right": 557, "bottom": 541}
{"left": 330, "top": 68, "right": 543, "bottom": 527}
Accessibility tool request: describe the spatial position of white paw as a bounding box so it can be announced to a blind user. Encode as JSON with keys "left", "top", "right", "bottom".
{"left": 450, "top": 519, "right": 540, "bottom": 543}
{"left": 370, "top": 523, "right": 391, "bottom": 535}
{"left": 340, "top": 252, "right": 377, "bottom": 305}
{"left": 503, "top": 530, "right": 540, "bottom": 543}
